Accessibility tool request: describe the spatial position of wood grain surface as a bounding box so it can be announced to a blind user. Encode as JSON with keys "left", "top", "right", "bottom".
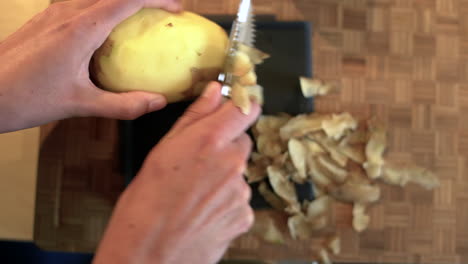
{"left": 36, "top": 0, "right": 468, "bottom": 263}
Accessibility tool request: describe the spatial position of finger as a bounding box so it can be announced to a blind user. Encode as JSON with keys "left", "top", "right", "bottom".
{"left": 167, "top": 82, "right": 222, "bottom": 136}
{"left": 78, "top": 86, "right": 167, "bottom": 119}
{"left": 194, "top": 179, "right": 251, "bottom": 230}
{"left": 222, "top": 205, "right": 255, "bottom": 241}
{"left": 147, "top": 0, "right": 182, "bottom": 12}
{"left": 233, "top": 133, "right": 253, "bottom": 161}
{"left": 197, "top": 101, "right": 261, "bottom": 144}
{"left": 71, "top": 0, "right": 100, "bottom": 9}
{"left": 86, "top": 0, "right": 182, "bottom": 31}
{"left": 230, "top": 133, "right": 253, "bottom": 162}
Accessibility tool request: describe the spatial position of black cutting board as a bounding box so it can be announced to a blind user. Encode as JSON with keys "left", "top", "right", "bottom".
{"left": 120, "top": 21, "right": 315, "bottom": 208}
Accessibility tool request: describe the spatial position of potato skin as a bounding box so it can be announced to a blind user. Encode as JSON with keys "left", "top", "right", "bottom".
{"left": 91, "top": 9, "right": 228, "bottom": 103}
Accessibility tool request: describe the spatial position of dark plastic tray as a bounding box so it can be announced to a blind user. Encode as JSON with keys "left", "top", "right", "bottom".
{"left": 120, "top": 21, "right": 314, "bottom": 208}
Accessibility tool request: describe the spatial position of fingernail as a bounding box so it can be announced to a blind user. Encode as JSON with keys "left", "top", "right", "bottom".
{"left": 202, "top": 82, "right": 221, "bottom": 99}
{"left": 149, "top": 96, "right": 166, "bottom": 111}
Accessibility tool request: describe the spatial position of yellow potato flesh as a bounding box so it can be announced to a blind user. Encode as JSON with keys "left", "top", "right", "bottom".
{"left": 92, "top": 9, "right": 228, "bottom": 103}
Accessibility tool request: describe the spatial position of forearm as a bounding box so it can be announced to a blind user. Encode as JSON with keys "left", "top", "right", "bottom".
{"left": 93, "top": 180, "right": 181, "bottom": 264}
{"left": 0, "top": 49, "right": 39, "bottom": 133}
{"left": 0, "top": 78, "right": 26, "bottom": 133}
{"left": 0, "top": 46, "right": 78, "bottom": 134}
{"left": 0, "top": 70, "right": 67, "bottom": 134}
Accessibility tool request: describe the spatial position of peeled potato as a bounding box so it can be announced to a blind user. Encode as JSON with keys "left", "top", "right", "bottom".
{"left": 92, "top": 9, "right": 228, "bottom": 103}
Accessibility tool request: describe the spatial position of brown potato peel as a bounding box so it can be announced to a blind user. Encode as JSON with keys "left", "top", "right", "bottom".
{"left": 230, "top": 46, "right": 269, "bottom": 115}
{"left": 246, "top": 83, "right": 438, "bottom": 263}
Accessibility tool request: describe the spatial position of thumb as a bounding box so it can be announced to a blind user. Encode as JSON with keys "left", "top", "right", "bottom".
{"left": 169, "top": 82, "right": 222, "bottom": 135}
{"left": 82, "top": 89, "right": 167, "bottom": 120}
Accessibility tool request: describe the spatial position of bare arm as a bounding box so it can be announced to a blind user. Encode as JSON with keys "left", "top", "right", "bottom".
{"left": 0, "top": 0, "right": 181, "bottom": 133}
{"left": 94, "top": 83, "right": 260, "bottom": 264}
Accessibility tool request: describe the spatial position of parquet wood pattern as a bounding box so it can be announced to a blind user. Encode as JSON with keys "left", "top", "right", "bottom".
{"left": 36, "top": 0, "right": 468, "bottom": 262}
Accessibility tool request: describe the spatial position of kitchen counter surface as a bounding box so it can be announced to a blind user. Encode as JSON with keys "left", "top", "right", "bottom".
{"left": 35, "top": 0, "right": 468, "bottom": 263}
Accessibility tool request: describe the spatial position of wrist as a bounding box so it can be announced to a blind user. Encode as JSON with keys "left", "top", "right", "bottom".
{"left": 0, "top": 66, "right": 73, "bottom": 133}
{"left": 93, "top": 182, "right": 187, "bottom": 264}
{"left": 0, "top": 80, "right": 24, "bottom": 133}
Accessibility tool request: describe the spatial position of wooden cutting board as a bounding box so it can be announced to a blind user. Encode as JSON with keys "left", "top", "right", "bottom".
{"left": 35, "top": 0, "right": 468, "bottom": 263}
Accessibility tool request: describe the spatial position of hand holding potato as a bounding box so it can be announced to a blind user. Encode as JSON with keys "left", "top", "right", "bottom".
{"left": 0, "top": 0, "right": 181, "bottom": 133}
{"left": 93, "top": 82, "right": 261, "bottom": 264}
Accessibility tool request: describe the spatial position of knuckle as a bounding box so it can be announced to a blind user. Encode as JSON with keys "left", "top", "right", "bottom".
{"left": 240, "top": 183, "right": 252, "bottom": 202}
{"left": 244, "top": 134, "right": 253, "bottom": 150}
{"left": 238, "top": 133, "right": 253, "bottom": 151}
{"left": 184, "top": 106, "right": 203, "bottom": 120}
{"left": 203, "top": 131, "right": 224, "bottom": 150}
{"left": 61, "top": 15, "right": 93, "bottom": 39}
{"left": 118, "top": 104, "right": 142, "bottom": 120}
{"left": 240, "top": 207, "right": 255, "bottom": 232}
{"left": 242, "top": 138, "right": 253, "bottom": 155}
{"left": 232, "top": 158, "right": 247, "bottom": 176}
{"left": 61, "top": 20, "right": 85, "bottom": 38}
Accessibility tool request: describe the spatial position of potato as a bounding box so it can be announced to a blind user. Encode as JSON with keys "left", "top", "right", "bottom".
{"left": 91, "top": 9, "right": 228, "bottom": 103}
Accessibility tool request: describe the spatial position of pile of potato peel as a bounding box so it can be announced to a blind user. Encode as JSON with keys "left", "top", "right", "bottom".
{"left": 244, "top": 87, "right": 440, "bottom": 264}
{"left": 228, "top": 42, "right": 269, "bottom": 114}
